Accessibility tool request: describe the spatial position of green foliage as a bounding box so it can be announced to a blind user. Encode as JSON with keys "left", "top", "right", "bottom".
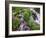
{"left": 23, "top": 9, "right": 32, "bottom": 22}
{"left": 12, "top": 17, "right": 20, "bottom": 29}
{"left": 31, "top": 23, "right": 40, "bottom": 30}
{"left": 12, "top": 7, "right": 22, "bottom": 16}
{"left": 27, "top": 16, "right": 34, "bottom": 29}
{"left": 27, "top": 16, "right": 40, "bottom": 30}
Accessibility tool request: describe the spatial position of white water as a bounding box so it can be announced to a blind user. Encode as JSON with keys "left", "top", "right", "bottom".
{"left": 30, "top": 9, "right": 40, "bottom": 24}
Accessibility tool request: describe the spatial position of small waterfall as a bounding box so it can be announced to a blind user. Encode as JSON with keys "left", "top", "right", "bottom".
{"left": 18, "top": 13, "right": 30, "bottom": 31}
{"left": 30, "top": 9, "right": 40, "bottom": 24}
